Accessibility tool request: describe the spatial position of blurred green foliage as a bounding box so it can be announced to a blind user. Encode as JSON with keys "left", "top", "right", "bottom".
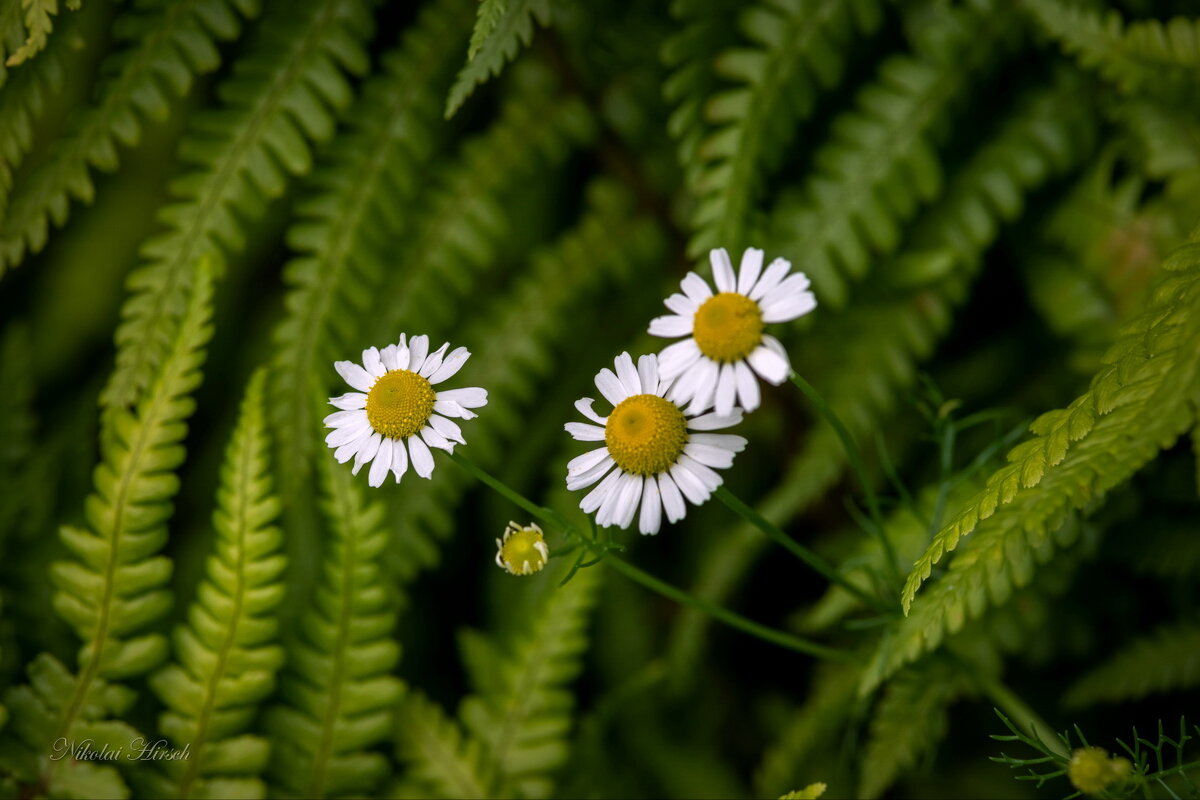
{"left": 1, "top": 0, "right": 1199, "bottom": 797}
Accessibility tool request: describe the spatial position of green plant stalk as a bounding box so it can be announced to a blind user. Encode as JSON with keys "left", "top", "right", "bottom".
{"left": 789, "top": 372, "right": 903, "bottom": 590}
{"left": 713, "top": 486, "right": 896, "bottom": 616}
{"left": 975, "top": 669, "right": 1069, "bottom": 759}
{"left": 449, "top": 451, "right": 857, "bottom": 662}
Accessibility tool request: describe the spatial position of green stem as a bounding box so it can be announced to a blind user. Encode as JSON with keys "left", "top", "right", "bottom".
{"left": 973, "top": 669, "right": 1068, "bottom": 759}
{"left": 714, "top": 486, "right": 897, "bottom": 616}
{"left": 789, "top": 373, "right": 903, "bottom": 590}
{"left": 450, "top": 452, "right": 857, "bottom": 662}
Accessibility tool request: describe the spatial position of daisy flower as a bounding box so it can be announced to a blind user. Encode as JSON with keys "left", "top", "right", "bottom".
{"left": 324, "top": 334, "right": 487, "bottom": 487}
{"left": 565, "top": 352, "right": 747, "bottom": 535}
{"left": 650, "top": 246, "right": 816, "bottom": 417}
{"left": 495, "top": 521, "right": 550, "bottom": 576}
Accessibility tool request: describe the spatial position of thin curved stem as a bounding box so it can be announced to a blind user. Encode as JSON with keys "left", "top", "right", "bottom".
{"left": 449, "top": 452, "right": 858, "bottom": 662}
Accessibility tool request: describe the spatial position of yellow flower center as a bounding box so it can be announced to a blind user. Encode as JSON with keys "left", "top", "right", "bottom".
{"left": 365, "top": 369, "right": 435, "bottom": 439}
{"left": 605, "top": 394, "right": 688, "bottom": 476}
{"left": 1068, "top": 747, "right": 1132, "bottom": 794}
{"left": 693, "top": 292, "right": 764, "bottom": 362}
{"left": 499, "top": 525, "right": 549, "bottom": 576}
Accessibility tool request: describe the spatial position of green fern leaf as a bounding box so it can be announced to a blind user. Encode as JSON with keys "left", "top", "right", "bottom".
{"left": 682, "top": 0, "right": 884, "bottom": 258}
{"left": 0, "top": 654, "right": 139, "bottom": 799}
{"left": 444, "top": 0, "right": 551, "bottom": 118}
{"left": 1024, "top": 0, "right": 1200, "bottom": 105}
{"left": 770, "top": 0, "right": 1015, "bottom": 307}
{"left": 1064, "top": 621, "right": 1200, "bottom": 708}
{"left": 265, "top": 453, "right": 403, "bottom": 799}
{"left": 270, "top": 0, "right": 471, "bottom": 492}
{"left": 143, "top": 369, "right": 286, "bottom": 800}
{"left": 100, "top": 0, "right": 372, "bottom": 416}
{"left": 858, "top": 657, "right": 968, "bottom": 798}
{"left": 459, "top": 566, "right": 601, "bottom": 798}
{"left": 877, "top": 237, "right": 1200, "bottom": 692}
{"left": 395, "top": 692, "right": 493, "bottom": 800}
{"left": 0, "top": 0, "right": 261, "bottom": 276}
{"left": 4, "top": 0, "right": 76, "bottom": 67}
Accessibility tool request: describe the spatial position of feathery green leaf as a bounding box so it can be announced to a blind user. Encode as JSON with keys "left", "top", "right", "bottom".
{"left": 445, "top": 0, "right": 551, "bottom": 118}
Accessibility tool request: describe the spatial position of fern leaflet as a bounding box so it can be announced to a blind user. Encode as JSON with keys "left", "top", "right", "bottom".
{"left": 444, "top": 0, "right": 551, "bottom": 118}
{"left": 144, "top": 369, "right": 286, "bottom": 800}
{"left": 1064, "top": 621, "right": 1200, "bottom": 708}
{"left": 4, "top": 0, "right": 78, "bottom": 67}
{"left": 395, "top": 692, "right": 493, "bottom": 800}
{"left": 265, "top": 453, "right": 403, "bottom": 799}
{"left": 100, "top": 0, "right": 372, "bottom": 416}
{"left": 0, "top": 0, "right": 262, "bottom": 276}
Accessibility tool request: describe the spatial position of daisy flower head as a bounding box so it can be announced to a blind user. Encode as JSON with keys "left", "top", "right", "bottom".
{"left": 324, "top": 334, "right": 488, "bottom": 487}
{"left": 565, "top": 352, "right": 747, "bottom": 535}
{"left": 650, "top": 247, "right": 816, "bottom": 417}
{"left": 495, "top": 521, "right": 550, "bottom": 576}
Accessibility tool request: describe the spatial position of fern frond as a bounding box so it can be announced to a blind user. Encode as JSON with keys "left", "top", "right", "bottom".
{"left": 444, "top": 0, "right": 551, "bottom": 118}
{"left": 0, "top": 653, "right": 138, "bottom": 799}
{"left": 875, "top": 238, "right": 1200, "bottom": 692}
{"left": 1064, "top": 621, "right": 1200, "bottom": 708}
{"left": 770, "top": 0, "right": 1015, "bottom": 307}
{"left": 859, "top": 657, "right": 967, "bottom": 798}
{"left": 683, "top": 0, "right": 883, "bottom": 258}
{"left": 143, "top": 369, "right": 285, "bottom": 800}
{"left": 100, "top": 0, "right": 372, "bottom": 416}
{"left": 1023, "top": 0, "right": 1200, "bottom": 105}
{"left": 459, "top": 566, "right": 601, "bottom": 799}
{"left": 4, "top": 261, "right": 213, "bottom": 796}
{"left": 0, "top": 0, "right": 261, "bottom": 276}
{"left": 266, "top": 453, "right": 403, "bottom": 799}
{"left": 3, "top": 0, "right": 78, "bottom": 67}
{"left": 270, "top": 0, "right": 471, "bottom": 492}
{"left": 378, "top": 181, "right": 665, "bottom": 585}
{"left": 395, "top": 692, "right": 493, "bottom": 800}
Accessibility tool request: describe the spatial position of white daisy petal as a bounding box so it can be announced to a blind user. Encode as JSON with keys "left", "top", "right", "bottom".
{"left": 328, "top": 392, "right": 367, "bottom": 410}
{"left": 369, "top": 438, "right": 392, "bottom": 487}
{"left": 710, "top": 247, "right": 736, "bottom": 293}
{"left": 765, "top": 271, "right": 812, "bottom": 299}
{"left": 749, "top": 257, "right": 793, "bottom": 301}
{"left": 689, "top": 432, "right": 748, "bottom": 453}
{"left": 419, "top": 343, "right": 450, "bottom": 378}
{"left": 379, "top": 344, "right": 399, "bottom": 371}
{"left": 684, "top": 359, "right": 720, "bottom": 415}
{"left": 429, "top": 346, "right": 470, "bottom": 384}
{"left": 637, "top": 354, "right": 659, "bottom": 396}
{"left": 638, "top": 478, "right": 662, "bottom": 535}
{"left": 679, "top": 453, "right": 722, "bottom": 492}
{"left": 362, "top": 347, "right": 385, "bottom": 378}
{"left": 664, "top": 292, "right": 698, "bottom": 316}
{"left": 390, "top": 437, "right": 409, "bottom": 482}
{"left": 420, "top": 426, "right": 454, "bottom": 453}
{"left": 565, "top": 422, "right": 606, "bottom": 442}
{"left": 574, "top": 397, "right": 608, "bottom": 425}
{"left": 428, "top": 414, "right": 465, "bottom": 444}
{"left": 408, "top": 435, "right": 435, "bottom": 479}
{"left": 648, "top": 314, "right": 693, "bottom": 338}
{"left": 687, "top": 410, "right": 744, "bottom": 430}
{"left": 567, "top": 455, "right": 615, "bottom": 491}
{"left": 335, "top": 361, "right": 375, "bottom": 392}
{"left": 734, "top": 360, "right": 760, "bottom": 413}
{"left": 396, "top": 345, "right": 411, "bottom": 370}
{"left": 681, "top": 272, "right": 713, "bottom": 303}
{"left": 325, "top": 419, "right": 370, "bottom": 447}
{"left": 595, "top": 368, "right": 628, "bottom": 407}
{"left": 334, "top": 428, "right": 372, "bottom": 464}
{"left": 657, "top": 338, "right": 702, "bottom": 381}
{"left": 761, "top": 290, "right": 817, "bottom": 323}
{"left": 714, "top": 363, "right": 738, "bottom": 418}
{"left": 669, "top": 365, "right": 699, "bottom": 405}
{"left": 324, "top": 409, "right": 365, "bottom": 428}
{"left": 737, "top": 247, "right": 765, "bottom": 295}
{"left": 669, "top": 460, "right": 708, "bottom": 505}
{"left": 581, "top": 469, "right": 622, "bottom": 514}
{"left": 408, "top": 335, "right": 429, "bottom": 373}
{"left": 763, "top": 334, "right": 789, "bottom": 359}
{"left": 568, "top": 447, "right": 611, "bottom": 476}
{"left": 433, "top": 400, "right": 477, "bottom": 420}
{"left": 597, "top": 472, "right": 635, "bottom": 527}
{"left": 748, "top": 344, "right": 791, "bottom": 385}
{"left": 351, "top": 433, "right": 382, "bottom": 475}
{"left": 436, "top": 387, "right": 487, "bottom": 408}
{"left": 615, "top": 474, "right": 644, "bottom": 530}
{"left": 657, "top": 474, "right": 687, "bottom": 523}
{"left": 614, "top": 352, "right": 642, "bottom": 396}
{"left": 683, "top": 442, "right": 735, "bottom": 470}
